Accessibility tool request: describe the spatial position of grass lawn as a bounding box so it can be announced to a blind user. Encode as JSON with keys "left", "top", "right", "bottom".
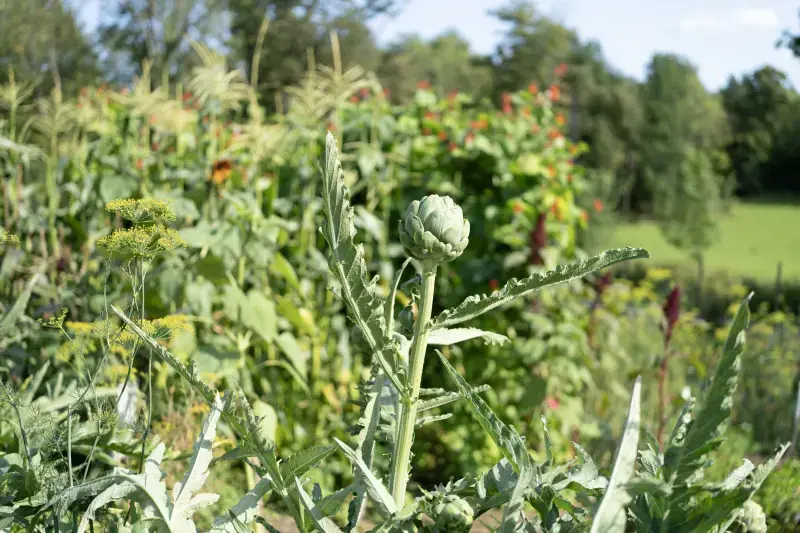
{"left": 600, "top": 201, "right": 800, "bottom": 282}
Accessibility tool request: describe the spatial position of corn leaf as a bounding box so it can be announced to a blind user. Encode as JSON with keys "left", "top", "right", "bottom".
{"left": 431, "top": 248, "right": 649, "bottom": 329}
{"left": 590, "top": 377, "right": 642, "bottom": 533}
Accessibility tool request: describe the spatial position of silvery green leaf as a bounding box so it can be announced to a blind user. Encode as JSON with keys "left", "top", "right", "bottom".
{"left": 417, "top": 385, "right": 490, "bottom": 413}
{"left": 210, "top": 477, "right": 272, "bottom": 532}
{"left": 719, "top": 460, "right": 755, "bottom": 490}
{"left": 333, "top": 438, "right": 397, "bottom": 517}
{"left": 319, "top": 133, "right": 404, "bottom": 395}
{"left": 590, "top": 377, "right": 641, "bottom": 533}
{"left": 172, "top": 395, "right": 224, "bottom": 520}
{"left": 437, "top": 351, "right": 533, "bottom": 475}
{"left": 294, "top": 478, "right": 344, "bottom": 533}
{"left": 432, "top": 248, "right": 649, "bottom": 329}
{"left": 664, "top": 294, "right": 752, "bottom": 489}
{"left": 427, "top": 327, "right": 509, "bottom": 346}
{"left": 280, "top": 445, "right": 337, "bottom": 480}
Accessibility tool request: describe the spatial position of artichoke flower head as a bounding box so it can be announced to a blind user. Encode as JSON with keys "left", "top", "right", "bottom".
{"left": 399, "top": 194, "right": 470, "bottom": 263}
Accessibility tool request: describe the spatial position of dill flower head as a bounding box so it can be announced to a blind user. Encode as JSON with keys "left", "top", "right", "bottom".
{"left": 105, "top": 198, "right": 176, "bottom": 224}
{"left": 97, "top": 225, "right": 186, "bottom": 259}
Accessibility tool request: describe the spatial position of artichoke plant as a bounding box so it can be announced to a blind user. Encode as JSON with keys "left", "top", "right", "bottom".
{"left": 431, "top": 495, "right": 474, "bottom": 533}
{"left": 399, "top": 194, "right": 470, "bottom": 264}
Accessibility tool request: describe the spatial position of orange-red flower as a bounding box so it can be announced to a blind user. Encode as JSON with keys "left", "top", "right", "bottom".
{"left": 593, "top": 199, "right": 604, "bottom": 212}
{"left": 466, "top": 132, "right": 475, "bottom": 144}
{"left": 554, "top": 63, "right": 568, "bottom": 78}
{"left": 360, "top": 87, "right": 370, "bottom": 97}
{"left": 211, "top": 159, "right": 233, "bottom": 185}
{"left": 350, "top": 95, "right": 359, "bottom": 103}
{"left": 528, "top": 83, "right": 538, "bottom": 94}
{"left": 489, "top": 279, "right": 500, "bottom": 291}
{"left": 548, "top": 165, "right": 557, "bottom": 178}
{"left": 135, "top": 159, "right": 144, "bottom": 170}
{"left": 438, "top": 130, "right": 447, "bottom": 141}
{"left": 513, "top": 202, "right": 524, "bottom": 214}
{"left": 417, "top": 80, "right": 430, "bottom": 89}
{"left": 502, "top": 92, "right": 513, "bottom": 114}
{"left": 545, "top": 396, "right": 560, "bottom": 410}
{"left": 555, "top": 113, "right": 565, "bottom": 126}
{"left": 548, "top": 129, "right": 561, "bottom": 140}
{"left": 581, "top": 211, "right": 589, "bottom": 223}
{"left": 549, "top": 84, "right": 560, "bottom": 102}
{"left": 448, "top": 141, "right": 457, "bottom": 152}
{"left": 424, "top": 111, "right": 436, "bottom": 120}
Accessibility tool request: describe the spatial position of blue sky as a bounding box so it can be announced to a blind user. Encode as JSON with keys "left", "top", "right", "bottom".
{"left": 77, "top": 0, "right": 800, "bottom": 90}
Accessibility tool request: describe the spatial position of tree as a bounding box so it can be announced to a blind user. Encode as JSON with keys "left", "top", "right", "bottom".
{"left": 722, "top": 66, "right": 799, "bottom": 195}
{"left": 377, "top": 32, "right": 492, "bottom": 102}
{"left": 0, "top": 0, "right": 98, "bottom": 95}
{"left": 97, "top": 0, "right": 228, "bottom": 84}
{"left": 227, "top": 0, "right": 399, "bottom": 109}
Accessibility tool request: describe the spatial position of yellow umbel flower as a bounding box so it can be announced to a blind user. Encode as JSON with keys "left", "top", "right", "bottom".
{"left": 105, "top": 198, "right": 176, "bottom": 224}
{"left": 97, "top": 225, "right": 186, "bottom": 258}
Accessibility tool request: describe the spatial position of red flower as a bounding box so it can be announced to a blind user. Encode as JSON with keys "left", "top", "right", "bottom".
{"left": 548, "top": 129, "right": 561, "bottom": 140}
{"left": 663, "top": 285, "right": 682, "bottom": 345}
{"left": 528, "top": 83, "right": 538, "bottom": 94}
{"left": 350, "top": 95, "right": 359, "bottom": 103}
{"left": 448, "top": 141, "right": 457, "bottom": 152}
{"left": 437, "top": 130, "right": 447, "bottom": 141}
{"left": 549, "top": 84, "right": 560, "bottom": 102}
{"left": 502, "top": 92, "right": 513, "bottom": 114}
{"left": 135, "top": 159, "right": 144, "bottom": 170}
{"left": 489, "top": 279, "right": 500, "bottom": 291}
{"left": 360, "top": 87, "right": 370, "bottom": 97}
{"left": 530, "top": 213, "right": 547, "bottom": 265}
{"left": 465, "top": 132, "right": 475, "bottom": 144}
{"left": 513, "top": 202, "right": 524, "bottom": 214}
{"left": 580, "top": 211, "right": 589, "bottom": 223}
{"left": 555, "top": 113, "right": 565, "bottom": 126}
{"left": 447, "top": 90, "right": 459, "bottom": 103}
{"left": 182, "top": 91, "right": 192, "bottom": 102}
{"left": 424, "top": 111, "right": 436, "bottom": 120}
{"left": 554, "top": 63, "right": 568, "bottom": 78}
{"left": 593, "top": 199, "right": 604, "bottom": 212}
{"left": 383, "top": 88, "right": 391, "bottom": 97}
{"left": 545, "top": 396, "right": 560, "bottom": 410}
{"left": 417, "top": 80, "right": 430, "bottom": 89}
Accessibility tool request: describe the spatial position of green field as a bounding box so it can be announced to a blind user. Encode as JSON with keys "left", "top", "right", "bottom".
{"left": 601, "top": 201, "right": 800, "bottom": 282}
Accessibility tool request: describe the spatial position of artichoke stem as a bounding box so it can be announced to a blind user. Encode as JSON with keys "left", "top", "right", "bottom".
{"left": 390, "top": 259, "right": 437, "bottom": 506}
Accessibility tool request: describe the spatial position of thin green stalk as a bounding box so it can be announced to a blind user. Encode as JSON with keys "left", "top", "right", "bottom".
{"left": 67, "top": 403, "right": 74, "bottom": 487}
{"left": 390, "top": 261, "right": 437, "bottom": 506}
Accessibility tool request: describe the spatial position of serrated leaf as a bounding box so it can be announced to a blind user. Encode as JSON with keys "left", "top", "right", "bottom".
{"left": 280, "top": 445, "right": 337, "bottom": 480}
{"left": 319, "top": 132, "right": 404, "bottom": 396}
{"left": 432, "top": 248, "right": 649, "bottom": 329}
{"left": 417, "top": 384, "right": 490, "bottom": 413}
{"left": 172, "top": 395, "right": 224, "bottom": 520}
{"left": 664, "top": 294, "right": 752, "bottom": 488}
{"left": 427, "top": 327, "right": 509, "bottom": 346}
{"left": 295, "top": 478, "right": 344, "bottom": 533}
{"left": 333, "top": 438, "right": 397, "bottom": 517}
{"left": 210, "top": 477, "right": 272, "bottom": 532}
{"left": 590, "top": 376, "right": 641, "bottom": 533}
{"left": 437, "top": 351, "right": 533, "bottom": 476}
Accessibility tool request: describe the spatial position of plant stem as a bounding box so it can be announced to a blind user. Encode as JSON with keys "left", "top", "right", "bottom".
{"left": 390, "top": 261, "right": 437, "bottom": 507}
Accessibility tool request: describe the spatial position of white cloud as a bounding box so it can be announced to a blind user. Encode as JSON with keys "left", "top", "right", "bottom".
{"left": 731, "top": 7, "right": 779, "bottom": 29}
{"left": 679, "top": 7, "right": 779, "bottom": 34}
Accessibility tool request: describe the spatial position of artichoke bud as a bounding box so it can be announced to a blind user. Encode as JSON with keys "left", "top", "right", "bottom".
{"left": 430, "top": 495, "right": 473, "bottom": 533}
{"left": 399, "top": 195, "right": 470, "bottom": 263}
